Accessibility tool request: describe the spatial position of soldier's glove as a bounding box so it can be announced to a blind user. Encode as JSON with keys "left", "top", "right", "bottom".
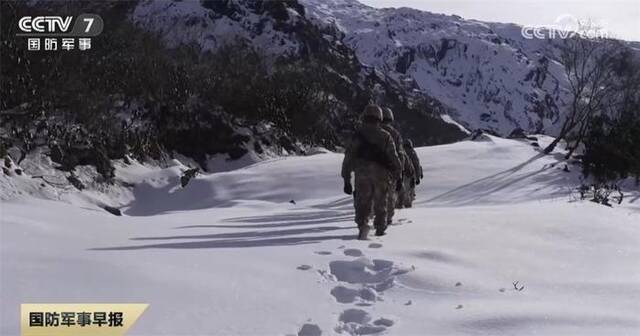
{"left": 343, "top": 179, "right": 353, "bottom": 195}
{"left": 415, "top": 178, "right": 420, "bottom": 185}
{"left": 395, "top": 179, "right": 403, "bottom": 192}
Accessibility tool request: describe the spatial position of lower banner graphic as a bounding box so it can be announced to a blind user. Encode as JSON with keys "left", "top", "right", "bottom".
{"left": 21, "top": 303, "right": 148, "bottom": 336}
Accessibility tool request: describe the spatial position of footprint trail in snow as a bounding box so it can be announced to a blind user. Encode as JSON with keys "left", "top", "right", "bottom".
{"left": 308, "top": 243, "right": 415, "bottom": 335}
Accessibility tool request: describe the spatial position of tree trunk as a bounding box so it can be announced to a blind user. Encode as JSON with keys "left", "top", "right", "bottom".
{"left": 543, "top": 136, "right": 561, "bottom": 154}
{"left": 544, "top": 124, "right": 571, "bottom": 154}
{"left": 564, "top": 120, "right": 589, "bottom": 159}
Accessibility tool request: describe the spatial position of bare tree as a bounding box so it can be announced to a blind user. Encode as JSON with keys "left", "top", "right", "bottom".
{"left": 544, "top": 25, "right": 622, "bottom": 156}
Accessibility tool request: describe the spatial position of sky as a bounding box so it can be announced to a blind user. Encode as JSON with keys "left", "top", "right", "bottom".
{"left": 359, "top": 0, "right": 640, "bottom": 42}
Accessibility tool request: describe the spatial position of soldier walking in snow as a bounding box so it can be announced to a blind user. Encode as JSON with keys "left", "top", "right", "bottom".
{"left": 399, "top": 138, "right": 423, "bottom": 208}
{"left": 397, "top": 150, "right": 415, "bottom": 208}
{"left": 341, "top": 104, "right": 402, "bottom": 239}
{"left": 380, "top": 107, "right": 406, "bottom": 225}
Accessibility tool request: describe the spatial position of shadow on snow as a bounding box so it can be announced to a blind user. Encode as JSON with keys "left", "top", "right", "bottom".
{"left": 91, "top": 208, "right": 356, "bottom": 251}
{"left": 419, "top": 153, "right": 579, "bottom": 206}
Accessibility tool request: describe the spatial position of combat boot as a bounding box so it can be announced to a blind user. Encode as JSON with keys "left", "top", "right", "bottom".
{"left": 357, "top": 225, "right": 370, "bottom": 240}
{"left": 375, "top": 226, "right": 387, "bottom": 236}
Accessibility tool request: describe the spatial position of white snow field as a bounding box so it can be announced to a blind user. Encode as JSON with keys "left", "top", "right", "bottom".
{"left": 1, "top": 136, "right": 639, "bottom": 336}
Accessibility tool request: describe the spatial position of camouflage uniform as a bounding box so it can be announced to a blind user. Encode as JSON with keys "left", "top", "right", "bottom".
{"left": 342, "top": 109, "right": 402, "bottom": 239}
{"left": 397, "top": 151, "right": 416, "bottom": 208}
{"left": 400, "top": 139, "right": 423, "bottom": 207}
{"left": 381, "top": 109, "right": 405, "bottom": 225}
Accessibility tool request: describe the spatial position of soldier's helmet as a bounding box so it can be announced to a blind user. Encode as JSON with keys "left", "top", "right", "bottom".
{"left": 404, "top": 138, "right": 414, "bottom": 147}
{"left": 362, "top": 104, "right": 383, "bottom": 122}
{"left": 382, "top": 107, "right": 394, "bottom": 122}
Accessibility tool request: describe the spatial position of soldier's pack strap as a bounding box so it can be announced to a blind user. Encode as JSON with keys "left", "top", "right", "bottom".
{"left": 355, "top": 131, "right": 393, "bottom": 170}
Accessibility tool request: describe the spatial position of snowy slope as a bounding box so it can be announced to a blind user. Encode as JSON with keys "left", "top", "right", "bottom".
{"left": 300, "top": 0, "right": 571, "bottom": 135}
{"left": 2, "top": 137, "right": 639, "bottom": 335}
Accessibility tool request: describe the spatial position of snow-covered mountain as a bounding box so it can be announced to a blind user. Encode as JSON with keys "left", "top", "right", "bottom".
{"left": 130, "top": 0, "right": 576, "bottom": 136}
{"left": 19, "top": 0, "right": 635, "bottom": 142}
{"left": 128, "top": 0, "right": 468, "bottom": 145}
{"left": 300, "top": 0, "right": 571, "bottom": 135}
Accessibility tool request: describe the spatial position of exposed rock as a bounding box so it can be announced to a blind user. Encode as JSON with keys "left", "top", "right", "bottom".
{"left": 470, "top": 129, "right": 498, "bottom": 142}
{"left": 508, "top": 128, "right": 527, "bottom": 139}
{"left": 67, "top": 174, "right": 85, "bottom": 190}
{"left": 7, "top": 147, "right": 24, "bottom": 164}
{"left": 181, "top": 168, "right": 199, "bottom": 188}
{"left": 103, "top": 205, "right": 122, "bottom": 216}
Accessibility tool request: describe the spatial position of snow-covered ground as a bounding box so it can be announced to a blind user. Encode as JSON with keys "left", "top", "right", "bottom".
{"left": 2, "top": 136, "right": 639, "bottom": 335}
